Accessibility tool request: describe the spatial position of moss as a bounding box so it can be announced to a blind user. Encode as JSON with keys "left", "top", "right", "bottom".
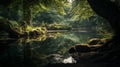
{"left": 47, "top": 23, "right": 71, "bottom": 30}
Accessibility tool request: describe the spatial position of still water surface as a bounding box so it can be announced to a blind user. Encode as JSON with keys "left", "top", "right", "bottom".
{"left": 0, "top": 31, "right": 102, "bottom": 67}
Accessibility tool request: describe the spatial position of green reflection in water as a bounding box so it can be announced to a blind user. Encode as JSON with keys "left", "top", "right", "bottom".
{"left": 0, "top": 31, "right": 102, "bottom": 67}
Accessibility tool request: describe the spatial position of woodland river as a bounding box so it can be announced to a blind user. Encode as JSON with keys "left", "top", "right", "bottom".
{"left": 0, "top": 30, "right": 102, "bottom": 67}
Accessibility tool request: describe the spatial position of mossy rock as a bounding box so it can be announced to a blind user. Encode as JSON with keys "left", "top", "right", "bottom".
{"left": 87, "top": 38, "right": 110, "bottom": 45}
{"left": 87, "top": 38, "right": 101, "bottom": 45}
{"left": 100, "top": 38, "right": 110, "bottom": 44}
{"left": 29, "top": 30, "right": 40, "bottom": 36}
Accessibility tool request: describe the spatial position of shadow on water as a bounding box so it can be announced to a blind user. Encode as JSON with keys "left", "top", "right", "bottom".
{"left": 0, "top": 31, "right": 111, "bottom": 67}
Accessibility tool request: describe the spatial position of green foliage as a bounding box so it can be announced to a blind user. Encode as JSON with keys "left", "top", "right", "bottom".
{"left": 25, "top": 26, "right": 47, "bottom": 35}
{"left": 33, "top": 9, "right": 65, "bottom": 24}
{"left": 9, "top": 20, "right": 19, "bottom": 29}
{"left": 0, "top": 0, "right": 68, "bottom": 25}
{"left": 69, "top": 0, "right": 95, "bottom": 20}
{"left": 0, "top": 0, "right": 113, "bottom": 39}
{"left": 28, "top": 0, "right": 68, "bottom": 21}
{"left": 95, "top": 16, "right": 113, "bottom": 38}
{"left": 47, "top": 23, "right": 71, "bottom": 30}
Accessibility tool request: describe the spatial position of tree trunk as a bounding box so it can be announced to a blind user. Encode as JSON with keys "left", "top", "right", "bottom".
{"left": 22, "top": 0, "right": 32, "bottom": 26}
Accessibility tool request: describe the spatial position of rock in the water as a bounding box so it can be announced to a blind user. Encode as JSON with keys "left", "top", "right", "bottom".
{"left": 68, "top": 45, "right": 91, "bottom": 54}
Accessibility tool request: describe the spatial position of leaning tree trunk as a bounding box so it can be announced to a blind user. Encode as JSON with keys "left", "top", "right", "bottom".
{"left": 87, "top": 0, "right": 120, "bottom": 63}
{"left": 22, "top": 0, "right": 32, "bottom": 26}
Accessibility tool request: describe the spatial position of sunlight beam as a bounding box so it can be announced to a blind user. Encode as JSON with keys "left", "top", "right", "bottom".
{"left": 67, "top": 0, "right": 74, "bottom": 3}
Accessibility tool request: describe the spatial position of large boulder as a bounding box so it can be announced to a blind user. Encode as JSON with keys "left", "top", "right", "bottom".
{"left": 87, "top": 38, "right": 101, "bottom": 45}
